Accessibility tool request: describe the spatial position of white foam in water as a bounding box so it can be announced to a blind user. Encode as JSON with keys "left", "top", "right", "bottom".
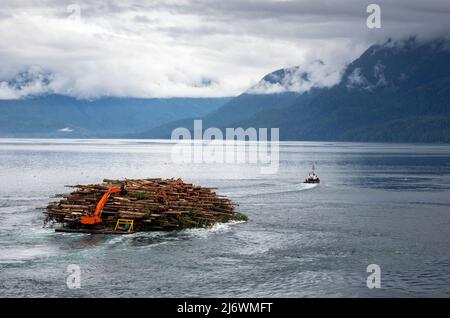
{"left": 106, "top": 233, "right": 137, "bottom": 246}
{"left": 184, "top": 220, "right": 245, "bottom": 239}
{"left": 227, "top": 182, "right": 318, "bottom": 198}
{"left": 0, "top": 196, "right": 49, "bottom": 201}
{"left": 0, "top": 246, "right": 57, "bottom": 263}
{"left": 16, "top": 229, "right": 54, "bottom": 240}
{"left": 102, "top": 221, "right": 246, "bottom": 250}
{"left": 302, "top": 183, "right": 318, "bottom": 190}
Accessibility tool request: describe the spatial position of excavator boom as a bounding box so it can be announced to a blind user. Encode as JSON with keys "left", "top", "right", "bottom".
{"left": 81, "top": 187, "right": 121, "bottom": 225}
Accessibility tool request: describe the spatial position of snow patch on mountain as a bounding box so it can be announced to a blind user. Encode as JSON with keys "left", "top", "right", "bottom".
{"left": 0, "top": 66, "right": 53, "bottom": 99}
{"left": 247, "top": 60, "right": 344, "bottom": 94}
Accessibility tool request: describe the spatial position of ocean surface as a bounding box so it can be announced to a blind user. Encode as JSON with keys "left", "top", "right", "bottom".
{"left": 0, "top": 139, "right": 450, "bottom": 297}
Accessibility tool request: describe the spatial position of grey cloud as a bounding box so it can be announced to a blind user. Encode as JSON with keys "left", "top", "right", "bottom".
{"left": 0, "top": 0, "right": 449, "bottom": 99}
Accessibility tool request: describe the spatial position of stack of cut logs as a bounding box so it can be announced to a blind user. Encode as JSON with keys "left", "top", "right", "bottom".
{"left": 45, "top": 178, "right": 246, "bottom": 231}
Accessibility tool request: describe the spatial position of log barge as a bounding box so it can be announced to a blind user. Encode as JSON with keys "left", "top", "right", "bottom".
{"left": 45, "top": 178, "right": 247, "bottom": 234}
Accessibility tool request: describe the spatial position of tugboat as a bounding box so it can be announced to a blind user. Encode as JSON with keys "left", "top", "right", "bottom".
{"left": 304, "top": 164, "right": 320, "bottom": 184}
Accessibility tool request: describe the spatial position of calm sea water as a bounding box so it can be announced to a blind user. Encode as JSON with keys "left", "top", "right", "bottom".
{"left": 0, "top": 139, "right": 449, "bottom": 297}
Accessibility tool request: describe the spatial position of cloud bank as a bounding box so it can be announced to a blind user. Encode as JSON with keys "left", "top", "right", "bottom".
{"left": 0, "top": 0, "right": 449, "bottom": 99}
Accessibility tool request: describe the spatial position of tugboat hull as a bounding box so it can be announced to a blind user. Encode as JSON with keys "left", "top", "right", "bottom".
{"left": 304, "top": 164, "right": 320, "bottom": 184}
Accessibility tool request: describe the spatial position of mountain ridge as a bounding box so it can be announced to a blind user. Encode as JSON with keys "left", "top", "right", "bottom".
{"left": 136, "top": 38, "right": 450, "bottom": 142}
{"left": 0, "top": 95, "right": 231, "bottom": 137}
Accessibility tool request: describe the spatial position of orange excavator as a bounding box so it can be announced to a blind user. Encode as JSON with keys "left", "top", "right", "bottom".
{"left": 80, "top": 187, "right": 121, "bottom": 225}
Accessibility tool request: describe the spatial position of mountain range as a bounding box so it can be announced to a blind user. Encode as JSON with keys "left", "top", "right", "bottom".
{"left": 0, "top": 95, "right": 230, "bottom": 137}
{"left": 137, "top": 38, "right": 450, "bottom": 142}
{"left": 1, "top": 38, "right": 450, "bottom": 142}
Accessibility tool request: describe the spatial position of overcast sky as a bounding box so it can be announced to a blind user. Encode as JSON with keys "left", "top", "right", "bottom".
{"left": 0, "top": 0, "right": 449, "bottom": 99}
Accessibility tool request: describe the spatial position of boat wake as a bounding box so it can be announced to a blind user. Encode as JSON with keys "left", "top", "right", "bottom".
{"left": 224, "top": 182, "right": 318, "bottom": 198}
{"left": 103, "top": 220, "right": 246, "bottom": 249}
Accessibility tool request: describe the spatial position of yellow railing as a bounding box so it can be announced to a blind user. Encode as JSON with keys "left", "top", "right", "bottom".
{"left": 115, "top": 219, "right": 134, "bottom": 233}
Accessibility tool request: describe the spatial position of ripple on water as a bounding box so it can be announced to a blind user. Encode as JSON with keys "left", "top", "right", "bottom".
{"left": 103, "top": 220, "right": 246, "bottom": 249}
